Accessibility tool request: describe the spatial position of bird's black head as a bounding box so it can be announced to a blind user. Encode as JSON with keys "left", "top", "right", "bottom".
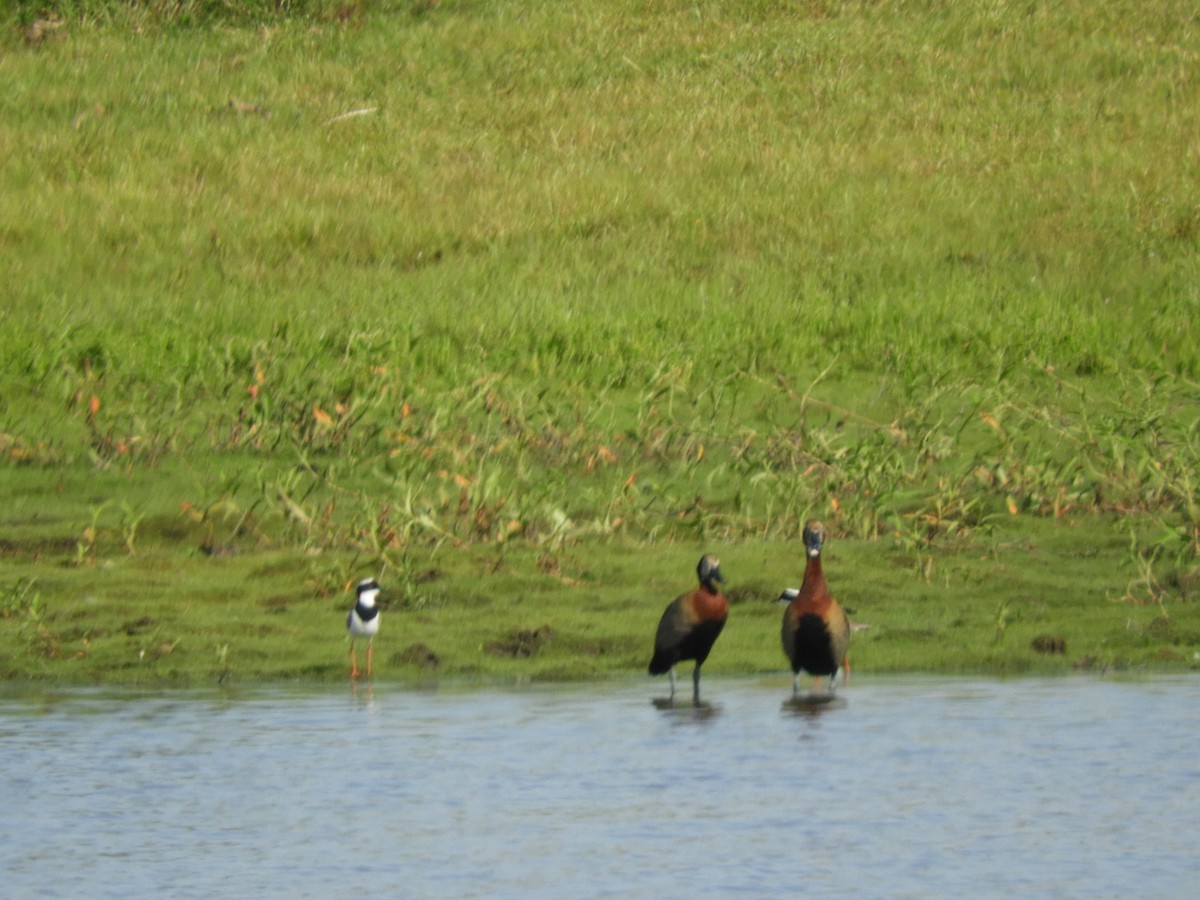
{"left": 697, "top": 554, "right": 725, "bottom": 587}
{"left": 357, "top": 579, "right": 382, "bottom": 601}
{"left": 802, "top": 520, "right": 826, "bottom": 559}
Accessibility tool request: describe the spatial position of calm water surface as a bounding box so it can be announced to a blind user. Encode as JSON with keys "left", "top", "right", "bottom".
{"left": 1, "top": 675, "right": 1196, "bottom": 898}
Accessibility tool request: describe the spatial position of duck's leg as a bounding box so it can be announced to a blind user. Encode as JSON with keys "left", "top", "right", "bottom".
{"left": 667, "top": 667, "right": 677, "bottom": 703}
{"left": 692, "top": 664, "right": 702, "bottom": 705}
{"left": 792, "top": 671, "right": 801, "bottom": 697}
{"left": 829, "top": 657, "right": 850, "bottom": 693}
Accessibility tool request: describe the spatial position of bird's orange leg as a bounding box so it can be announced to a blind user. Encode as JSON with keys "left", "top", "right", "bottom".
{"left": 366, "top": 642, "right": 374, "bottom": 677}
{"left": 350, "top": 644, "right": 360, "bottom": 679}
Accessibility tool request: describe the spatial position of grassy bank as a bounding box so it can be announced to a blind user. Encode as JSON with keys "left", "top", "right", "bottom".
{"left": 2, "top": 0, "right": 1198, "bottom": 684}
{"left": 3, "top": 514, "right": 1197, "bottom": 685}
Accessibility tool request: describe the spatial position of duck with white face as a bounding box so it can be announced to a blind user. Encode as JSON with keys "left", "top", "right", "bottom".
{"left": 781, "top": 520, "right": 851, "bottom": 696}
{"left": 648, "top": 554, "right": 730, "bottom": 705}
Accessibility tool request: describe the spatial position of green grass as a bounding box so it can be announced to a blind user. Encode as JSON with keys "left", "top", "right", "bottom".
{"left": 1, "top": 0, "right": 1198, "bottom": 684}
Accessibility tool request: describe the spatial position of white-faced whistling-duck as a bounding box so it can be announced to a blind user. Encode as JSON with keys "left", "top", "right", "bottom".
{"left": 781, "top": 520, "right": 850, "bottom": 696}
{"left": 648, "top": 554, "right": 729, "bottom": 704}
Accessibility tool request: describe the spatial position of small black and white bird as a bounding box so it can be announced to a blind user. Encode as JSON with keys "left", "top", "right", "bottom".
{"left": 347, "top": 578, "right": 382, "bottom": 678}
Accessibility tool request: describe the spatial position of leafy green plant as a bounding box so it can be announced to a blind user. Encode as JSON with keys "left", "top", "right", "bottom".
{"left": 75, "top": 503, "right": 109, "bottom": 567}
{"left": 2, "top": 578, "right": 60, "bottom": 659}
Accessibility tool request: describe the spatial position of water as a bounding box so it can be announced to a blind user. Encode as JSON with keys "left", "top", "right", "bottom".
{"left": 2, "top": 675, "right": 1197, "bottom": 898}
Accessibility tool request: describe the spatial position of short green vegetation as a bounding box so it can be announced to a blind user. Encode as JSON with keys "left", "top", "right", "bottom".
{"left": 2, "top": 1, "right": 1197, "bottom": 685}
